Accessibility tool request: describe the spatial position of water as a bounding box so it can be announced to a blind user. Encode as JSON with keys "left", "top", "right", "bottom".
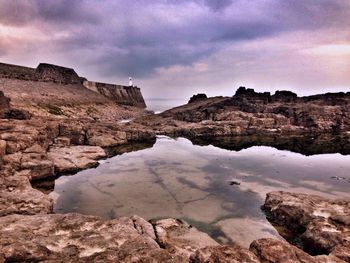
{"left": 145, "top": 98, "right": 187, "bottom": 113}
{"left": 50, "top": 136, "right": 350, "bottom": 248}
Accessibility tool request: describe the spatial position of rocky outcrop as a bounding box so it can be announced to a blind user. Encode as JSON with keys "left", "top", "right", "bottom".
{"left": 262, "top": 191, "right": 350, "bottom": 256}
{"left": 188, "top": 93, "right": 208, "bottom": 103}
{"left": 135, "top": 88, "right": 350, "bottom": 139}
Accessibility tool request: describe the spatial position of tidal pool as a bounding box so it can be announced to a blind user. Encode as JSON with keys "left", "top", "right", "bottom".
{"left": 51, "top": 136, "right": 350, "bottom": 247}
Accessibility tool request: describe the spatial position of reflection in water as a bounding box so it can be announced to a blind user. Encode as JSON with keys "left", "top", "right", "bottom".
{"left": 51, "top": 136, "right": 350, "bottom": 248}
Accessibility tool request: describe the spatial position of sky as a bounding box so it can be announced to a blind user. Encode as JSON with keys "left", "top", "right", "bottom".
{"left": 0, "top": 0, "right": 349, "bottom": 99}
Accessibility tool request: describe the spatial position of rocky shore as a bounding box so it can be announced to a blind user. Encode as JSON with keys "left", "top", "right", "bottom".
{"left": 134, "top": 87, "right": 350, "bottom": 139}
{"left": 1, "top": 81, "right": 350, "bottom": 262}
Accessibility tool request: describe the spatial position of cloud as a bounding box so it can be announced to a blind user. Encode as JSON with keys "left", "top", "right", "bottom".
{"left": 0, "top": 0, "right": 349, "bottom": 97}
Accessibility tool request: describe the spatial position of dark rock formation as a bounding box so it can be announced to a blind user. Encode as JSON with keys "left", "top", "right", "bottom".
{"left": 189, "top": 134, "right": 350, "bottom": 156}
{"left": 262, "top": 191, "right": 350, "bottom": 256}
{"left": 0, "top": 90, "right": 10, "bottom": 118}
{"left": 3, "top": 108, "right": 32, "bottom": 120}
{"left": 36, "top": 63, "right": 81, "bottom": 84}
{"left": 188, "top": 93, "right": 208, "bottom": 103}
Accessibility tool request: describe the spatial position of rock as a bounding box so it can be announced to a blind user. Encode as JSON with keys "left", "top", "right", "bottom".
{"left": 229, "top": 180, "right": 241, "bottom": 185}
{"left": 0, "top": 90, "right": 10, "bottom": 118}
{"left": 250, "top": 238, "right": 318, "bottom": 263}
{"left": 0, "top": 168, "right": 53, "bottom": 216}
{"left": 191, "top": 245, "right": 260, "bottom": 263}
{"left": 0, "top": 139, "right": 6, "bottom": 166}
{"left": 144, "top": 88, "right": 350, "bottom": 138}
{"left": 0, "top": 213, "right": 187, "bottom": 262}
{"left": 3, "top": 108, "right": 32, "bottom": 120}
{"left": 153, "top": 218, "right": 219, "bottom": 258}
{"left": 272, "top": 90, "right": 298, "bottom": 102}
{"left": 188, "top": 93, "right": 208, "bottom": 103}
{"left": 48, "top": 146, "right": 107, "bottom": 174}
{"left": 262, "top": 191, "right": 350, "bottom": 255}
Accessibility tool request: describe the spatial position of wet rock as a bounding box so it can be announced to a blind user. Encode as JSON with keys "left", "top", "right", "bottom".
{"left": 48, "top": 145, "right": 106, "bottom": 174}
{"left": 262, "top": 191, "right": 350, "bottom": 255}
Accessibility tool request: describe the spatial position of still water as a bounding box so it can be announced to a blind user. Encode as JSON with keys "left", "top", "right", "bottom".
{"left": 51, "top": 136, "right": 350, "bottom": 247}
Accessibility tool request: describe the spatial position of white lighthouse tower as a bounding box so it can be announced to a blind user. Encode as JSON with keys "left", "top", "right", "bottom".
{"left": 129, "top": 77, "right": 133, "bottom": 87}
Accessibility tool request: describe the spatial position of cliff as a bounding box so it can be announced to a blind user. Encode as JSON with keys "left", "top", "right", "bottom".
{"left": 0, "top": 62, "right": 146, "bottom": 108}
{"left": 83, "top": 80, "right": 146, "bottom": 108}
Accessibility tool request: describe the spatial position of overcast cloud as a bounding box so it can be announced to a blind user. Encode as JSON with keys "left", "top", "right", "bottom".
{"left": 0, "top": 0, "right": 349, "bottom": 98}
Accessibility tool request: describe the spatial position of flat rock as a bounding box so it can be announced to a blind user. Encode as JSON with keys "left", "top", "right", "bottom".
{"left": 262, "top": 191, "right": 350, "bottom": 255}
{"left": 153, "top": 218, "right": 219, "bottom": 258}
{"left": 48, "top": 145, "right": 107, "bottom": 174}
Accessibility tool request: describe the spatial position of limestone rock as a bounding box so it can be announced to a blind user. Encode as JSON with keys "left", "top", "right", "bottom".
{"left": 0, "top": 168, "right": 53, "bottom": 216}
{"left": 153, "top": 218, "right": 219, "bottom": 258}
{"left": 48, "top": 146, "right": 106, "bottom": 174}
{"left": 250, "top": 238, "right": 318, "bottom": 263}
{"left": 191, "top": 245, "right": 260, "bottom": 263}
{"left": 262, "top": 191, "right": 350, "bottom": 255}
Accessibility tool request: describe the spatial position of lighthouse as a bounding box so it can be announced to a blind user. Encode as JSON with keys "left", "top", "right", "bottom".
{"left": 129, "top": 77, "right": 133, "bottom": 87}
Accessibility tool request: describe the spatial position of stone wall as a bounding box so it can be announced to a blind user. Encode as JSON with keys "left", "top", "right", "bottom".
{"left": 83, "top": 81, "right": 146, "bottom": 108}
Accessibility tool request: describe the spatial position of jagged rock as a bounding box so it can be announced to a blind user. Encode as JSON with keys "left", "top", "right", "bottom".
{"left": 250, "top": 238, "right": 318, "bottom": 263}
{"left": 188, "top": 93, "right": 208, "bottom": 103}
{"left": 48, "top": 146, "right": 106, "bottom": 174}
{"left": 262, "top": 191, "right": 350, "bottom": 255}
